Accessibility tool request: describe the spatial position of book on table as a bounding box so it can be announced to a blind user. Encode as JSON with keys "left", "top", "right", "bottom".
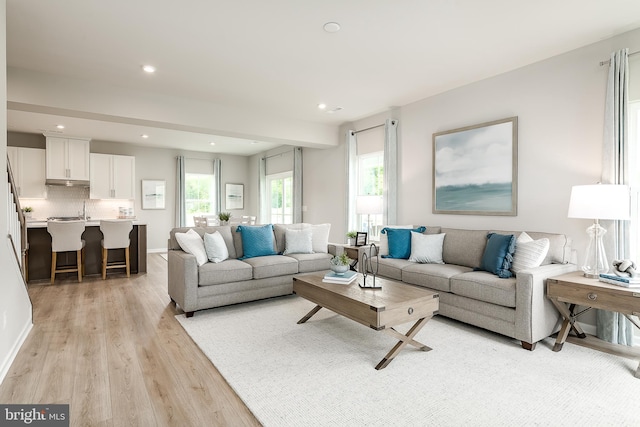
{"left": 323, "top": 270, "right": 358, "bottom": 284}
{"left": 598, "top": 273, "right": 640, "bottom": 288}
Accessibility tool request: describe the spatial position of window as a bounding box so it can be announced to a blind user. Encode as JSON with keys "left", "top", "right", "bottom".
{"left": 185, "top": 173, "right": 216, "bottom": 226}
{"left": 357, "top": 151, "right": 384, "bottom": 240}
{"left": 630, "top": 101, "right": 640, "bottom": 262}
{"left": 267, "top": 172, "right": 293, "bottom": 224}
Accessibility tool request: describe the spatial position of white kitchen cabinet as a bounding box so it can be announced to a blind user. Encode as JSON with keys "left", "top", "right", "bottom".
{"left": 7, "top": 146, "right": 47, "bottom": 198}
{"left": 90, "top": 153, "right": 135, "bottom": 199}
{"left": 45, "top": 136, "right": 91, "bottom": 182}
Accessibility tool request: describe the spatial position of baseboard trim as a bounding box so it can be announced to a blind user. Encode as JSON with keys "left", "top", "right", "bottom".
{"left": 0, "top": 319, "right": 33, "bottom": 385}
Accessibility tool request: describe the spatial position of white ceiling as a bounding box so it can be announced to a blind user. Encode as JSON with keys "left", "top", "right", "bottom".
{"left": 6, "top": 0, "right": 640, "bottom": 155}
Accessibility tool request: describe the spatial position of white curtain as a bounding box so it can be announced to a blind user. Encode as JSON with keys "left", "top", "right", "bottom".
{"left": 598, "top": 48, "right": 633, "bottom": 345}
{"left": 293, "top": 147, "right": 303, "bottom": 223}
{"left": 175, "top": 155, "right": 186, "bottom": 227}
{"left": 213, "top": 158, "right": 222, "bottom": 214}
{"left": 384, "top": 119, "right": 398, "bottom": 225}
{"left": 346, "top": 130, "right": 357, "bottom": 232}
{"left": 258, "top": 157, "right": 267, "bottom": 224}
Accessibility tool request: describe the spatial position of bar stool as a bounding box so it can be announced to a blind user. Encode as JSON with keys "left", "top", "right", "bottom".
{"left": 100, "top": 220, "right": 133, "bottom": 279}
{"left": 47, "top": 220, "right": 86, "bottom": 284}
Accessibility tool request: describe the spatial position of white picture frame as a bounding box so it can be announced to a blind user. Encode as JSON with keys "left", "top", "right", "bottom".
{"left": 225, "top": 183, "right": 244, "bottom": 210}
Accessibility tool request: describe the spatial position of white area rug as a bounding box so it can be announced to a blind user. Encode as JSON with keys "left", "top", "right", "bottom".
{"left": 177, "top": 295, "right": 640, "bottom": 426}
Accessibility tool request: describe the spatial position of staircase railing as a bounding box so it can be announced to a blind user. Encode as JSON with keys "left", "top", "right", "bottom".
{"left": 7, "top": 155, "right": 28, "bottom": 284}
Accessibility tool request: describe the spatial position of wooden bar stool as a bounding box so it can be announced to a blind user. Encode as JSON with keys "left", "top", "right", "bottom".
{"left": 100, "top": 220, "right": 133, "bottom": 279}
{"left": 47, "top": 220, "right": 86, "bottom": 284}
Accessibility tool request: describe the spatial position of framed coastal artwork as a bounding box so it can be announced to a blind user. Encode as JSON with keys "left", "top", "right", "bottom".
{"left": 432, "top": 117, "right": 517, "bottom": 216}
{"left": 225, "top": 183, "right": 244, "bottom": 210}
{"left": 142, "top": 180, "right": 166, "bottom": 210}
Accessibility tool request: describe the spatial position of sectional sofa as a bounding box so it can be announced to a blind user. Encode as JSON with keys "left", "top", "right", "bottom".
{"left": 167, "top": 223, "right": 334, "bottom": 317}
{"left": 358, "top": 226, "right": 577, "bottom": 350}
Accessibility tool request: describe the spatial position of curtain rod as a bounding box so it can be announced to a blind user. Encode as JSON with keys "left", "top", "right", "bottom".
{"left": 262, "top": 147, "right": 296, "bottom": 160}
{"left": 353, "top": 120, "right": 397, "bottom": 135}
{"left": 599, "top": 50, "right": 639, "bottom": 66}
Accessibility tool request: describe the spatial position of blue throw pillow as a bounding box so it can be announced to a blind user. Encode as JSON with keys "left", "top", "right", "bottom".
{"left": 381, "top": 226, "right": 427, "bottom": 259}
{"left": 236, "top": 224, "right": 277, "bottom": 259}
{"left": 478, "top": 233, "right": 516, "bottom": 278}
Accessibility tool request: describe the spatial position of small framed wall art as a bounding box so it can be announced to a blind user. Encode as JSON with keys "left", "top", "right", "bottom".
{"left": 142, "top": 180, "right": 166, "bottom": 210}
{"left": 225, "top": 183, "right": 244, "bottom": 210}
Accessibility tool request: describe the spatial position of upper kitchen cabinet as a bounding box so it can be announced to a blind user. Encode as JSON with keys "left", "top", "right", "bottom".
{"left": 7, "top": 146, "right": 47, "bottom": 198}
{"left": 90, "top": 153, "right": 135, "bottom": 199}
{"left": 45, "top": 136, "right": 91, "bottom": 184}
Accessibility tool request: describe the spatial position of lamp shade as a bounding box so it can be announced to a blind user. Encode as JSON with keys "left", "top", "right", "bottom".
{"left": 567, "top": 184, "right": 630, "bottom": 220}
{"left": 356, "top": 195, "right": 383, "bottom": 215}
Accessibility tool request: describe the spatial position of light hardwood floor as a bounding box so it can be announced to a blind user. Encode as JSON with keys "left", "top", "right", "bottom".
{"left": 0, "top": 254, "right": 261, "bottom": 427}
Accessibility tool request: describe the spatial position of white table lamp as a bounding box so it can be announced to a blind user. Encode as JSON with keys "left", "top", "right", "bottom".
{"left": 567, "top": 184, "right": 630, "bottom": 278}
{"left": 356, "top": 195, "right": 383, "bottom": 238}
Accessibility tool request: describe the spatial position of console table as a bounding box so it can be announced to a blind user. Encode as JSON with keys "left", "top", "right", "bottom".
{"left": 547, "top": 271, "right": 640, "bottom": 378}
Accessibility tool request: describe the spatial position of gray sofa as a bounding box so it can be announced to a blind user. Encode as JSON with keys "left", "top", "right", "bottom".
{"left": 168, "top": 224, "right": 335, "bottom": 317}
{"left": 359, "top": 227, "right": 577, "bottom": 350}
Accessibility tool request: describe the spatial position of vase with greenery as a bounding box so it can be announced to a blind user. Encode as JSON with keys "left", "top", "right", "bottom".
{"left": 218, "top": 212, "right": 231, "bottom": 225}
{"left": 22, "top": 206, "right": 33, "bottom": 219}
{"left": 330, "top": 253, "right": 351, "bottom": 275}
{"left": 346, "top": 231, "right": 357, "bottom": 245}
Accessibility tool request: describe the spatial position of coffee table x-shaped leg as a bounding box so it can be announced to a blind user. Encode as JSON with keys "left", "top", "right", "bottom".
{"left": 297, "top": 305, "right": 433, "bottom": 370}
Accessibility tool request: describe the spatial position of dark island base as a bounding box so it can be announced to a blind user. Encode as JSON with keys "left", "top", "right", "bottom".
{"left": 27, "top": 224, "right": 147, "bottom": 282}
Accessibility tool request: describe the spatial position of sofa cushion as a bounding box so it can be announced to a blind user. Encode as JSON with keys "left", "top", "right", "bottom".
{"left": 492, "top": 230, "right": 571, "bottom": 265}
{"left": 236, "top": 224, "right": 278, "bottom": 259}
{"left": 402, "top": 263, "right": 472, "bottom": 293}
{"left": 198, "top": 259, "right": 253, "bottom": 286}
{"left": 511, "top": 232, "right": 550, "bottom": 275}
{"left": 242, "top": 255, "right": 299, "bottom": 279}
{"left": 381, "top": 226, "right": 426, "bottom": 259}
{"left": 274, "top": 223, "right": 307, "bottom": 254}
{"left": 378, "top": 225, "right": 442, "bottom": 256}
{"left": 441, "top": 228, "right": 488, "bottom": 269}
{"left": 204, "top": 231, "right": 229, "bottom": 263}
{"left": 170, "top": 226, "right": 237, "bottom": 259}
{"left": 478, "top": 233, "right": 516, "bottom": 278}
{"left": 373, "top": 257, "right": 414, "bottom": 281}
{"left": 175, "top": 229, "right": 208, "bottom": 266}
{"left": 311, "top": 223, "right": 331, "bottom": 253}
{"left": 284, "top": 228, "right": 314, "bottom": 254}
{"left": 450, "top": 271, "right": 517, "bottom": 308}
{"left": 408, "top": 232, "right": 445, "bottom": 264}
{"left": 285, "top": 252, "right": 332, "bottom": 273}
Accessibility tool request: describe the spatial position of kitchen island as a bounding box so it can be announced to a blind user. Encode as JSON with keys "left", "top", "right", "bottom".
{"left": 26, "top": 219, "right": 147, "bottom": 282}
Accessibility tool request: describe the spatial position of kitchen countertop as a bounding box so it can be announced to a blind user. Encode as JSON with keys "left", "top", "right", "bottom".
{"left": 26, "top": 218, "right": 146, "bottom": 228}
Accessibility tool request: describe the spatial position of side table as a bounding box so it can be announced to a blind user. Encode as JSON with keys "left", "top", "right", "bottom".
{"left": 340, "top": 244, "right": 378, "bottom": 271}
{"left": 547, "top": 271, "right": 640, "bottom": 378}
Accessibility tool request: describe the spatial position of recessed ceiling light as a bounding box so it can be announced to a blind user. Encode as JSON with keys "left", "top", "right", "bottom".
{"left": 56, "top": 124, "right": 65, "bottom": 129}
{"left": 210, "top": 142, "right": 216, "bottom": 146}
{"left": 142, "top": 65, "right": 156, "bottom": 73}
{"left": 323, "top": 22, "right": 341, "bottom": 33}
{"left": 251, "top": 141, "right": 258, "bottom": 144}
{"left": 317, "top": 103, "right": 327, "bottom": 110}
{"left": 141, "top": 134, "right": 149, "bottom": 138}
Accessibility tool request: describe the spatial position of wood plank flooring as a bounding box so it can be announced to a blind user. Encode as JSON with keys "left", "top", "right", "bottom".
{"left": 0, "top": 254, "right": 261, "bottom": 427}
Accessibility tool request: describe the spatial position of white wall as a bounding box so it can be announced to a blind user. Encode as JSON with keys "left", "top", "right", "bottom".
{"left": 0, "top": 0, "right": 34, "bottom": 385}
{"left": 304, "top": 28, "right": 640, "bottom": 261}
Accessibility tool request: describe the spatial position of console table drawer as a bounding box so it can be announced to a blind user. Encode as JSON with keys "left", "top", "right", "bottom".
{"left": 548, "top": 281, "right": 640, "bottom": 315}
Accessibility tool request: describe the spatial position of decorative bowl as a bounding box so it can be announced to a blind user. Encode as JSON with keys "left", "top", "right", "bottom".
{"left": 330, "top": 264, "right": 349, "bottom": 276}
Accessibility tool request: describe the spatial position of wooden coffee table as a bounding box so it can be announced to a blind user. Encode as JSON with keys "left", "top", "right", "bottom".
{"left": 293, "top": 272, "right": 439, "bottom": 370}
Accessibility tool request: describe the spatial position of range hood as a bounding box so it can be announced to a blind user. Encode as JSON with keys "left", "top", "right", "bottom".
{"left": 45, "top": 178, "right": 90, "bottom": 187}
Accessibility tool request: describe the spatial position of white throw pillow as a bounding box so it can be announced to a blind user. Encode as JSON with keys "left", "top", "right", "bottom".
{"left": 408, "top": 232, "right": 446, "bottom": 264}
{"left": 311, "top": 223, "right": 331, "bottom": 253}
{"left": 378, "top": 225, "right": 414, "bottom": 256}
{"left": 284, "top": 228, "right": 314, "bottom": 255}
{"left": 204, "top": 230, "right": 229, "bottom": 263}
{"left": 175, "top": 228, "right": 208, "bottom": 266}
{"left": 511, "top": 232, "right": 550, "bottom": 275}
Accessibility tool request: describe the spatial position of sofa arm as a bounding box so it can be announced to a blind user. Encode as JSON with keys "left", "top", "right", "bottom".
{"left": 168, "top": 250, "right": 199, "bottom": 314}
{"left": 514, "top": 263, "right": 578, "bottom": 346}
